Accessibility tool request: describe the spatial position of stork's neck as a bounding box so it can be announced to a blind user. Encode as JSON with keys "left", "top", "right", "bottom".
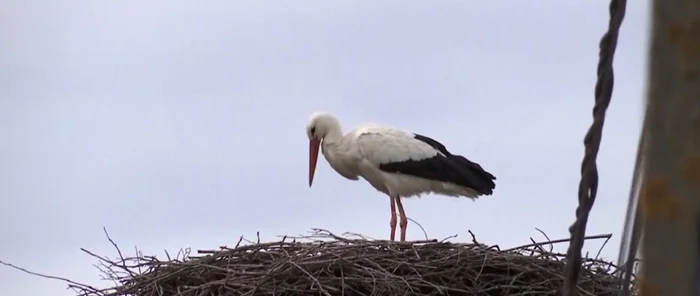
{"left": 319, "top": 125, "right": 358, "bottom": 181}
{"left": 322, "top": 127, "right": 344, "bottom": 145}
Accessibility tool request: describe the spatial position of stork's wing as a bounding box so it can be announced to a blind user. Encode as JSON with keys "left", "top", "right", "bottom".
{"left": 352, "top": 126, "right": 439, "bottom": 166}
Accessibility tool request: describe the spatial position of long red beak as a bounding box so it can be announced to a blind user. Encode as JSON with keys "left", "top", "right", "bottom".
{"left": 308, "top": 139, "right": 321, "bottom": 187}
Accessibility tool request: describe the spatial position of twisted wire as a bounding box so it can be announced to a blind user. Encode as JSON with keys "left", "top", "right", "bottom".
{"left": 562, "top": 0, "right": 627, "bottom": 295}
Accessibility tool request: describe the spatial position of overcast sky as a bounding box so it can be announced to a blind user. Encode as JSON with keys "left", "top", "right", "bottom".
{"left": 1, "top": 1, "right": 650, "bottom": 295}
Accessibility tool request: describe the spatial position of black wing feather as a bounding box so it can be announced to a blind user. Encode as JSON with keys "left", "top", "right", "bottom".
{"left": 377, "top": 133, "right": 496, "bottom": 195}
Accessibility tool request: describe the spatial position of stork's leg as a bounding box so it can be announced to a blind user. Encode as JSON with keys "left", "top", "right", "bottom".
{"left": 389, "top": 196, "right": 398, "bottom": 241}
{"left": 394, "top": 196, "right": 408, "bottom": 242}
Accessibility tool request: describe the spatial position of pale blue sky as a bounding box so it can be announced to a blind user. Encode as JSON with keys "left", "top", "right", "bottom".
{"left": 1, "top": 1, "right": 649, "bottom": 295}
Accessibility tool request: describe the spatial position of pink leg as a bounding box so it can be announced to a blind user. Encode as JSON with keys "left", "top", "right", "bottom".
{"left": 389, "top": 196, "right": 397, "bottom": 241}
{"left": 395, "top": 196, "right": 408, "bottom": 242}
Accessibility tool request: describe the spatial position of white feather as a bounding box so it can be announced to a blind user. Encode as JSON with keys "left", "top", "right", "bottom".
{"left": 352, "top": 125, "right": 439, "bottom": 163}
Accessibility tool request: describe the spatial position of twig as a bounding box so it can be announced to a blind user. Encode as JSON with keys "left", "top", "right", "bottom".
{"left": 535, "top": 227, "right": 554, "bottom": 253}
{"left": 468, "top": 230, "right": 478, "bottom": 244}
{"left": 0, "top": 260, "right": 102, "bottom": 293}
{"left": 407, "top": 217, "right": 429, "bottom": 240}
{"left": 101, "top": 227, "right": 137, "bottom": 279}
{"left": 503, "top": 233, "right": 613, "bottom": 252}
{"left": 595, "top": 234, "right": 612, "bottom": 261}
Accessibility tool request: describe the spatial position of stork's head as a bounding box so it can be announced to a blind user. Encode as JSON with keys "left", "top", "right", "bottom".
{"left": 305, "top": 111, "right": 341, "bottom": 188}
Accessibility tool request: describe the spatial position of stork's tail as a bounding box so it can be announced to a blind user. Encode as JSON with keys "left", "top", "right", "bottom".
{"left": 448, "top": 155, "right": 496, "bottom": 195}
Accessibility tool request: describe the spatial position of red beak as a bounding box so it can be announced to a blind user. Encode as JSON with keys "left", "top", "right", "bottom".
{"left": 308, "top": 139, "right": 321, "bottom": 187}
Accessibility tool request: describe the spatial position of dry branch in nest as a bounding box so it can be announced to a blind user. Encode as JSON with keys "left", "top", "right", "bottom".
{"left": 55, "top": 229, "right": 633, "bottom": 296}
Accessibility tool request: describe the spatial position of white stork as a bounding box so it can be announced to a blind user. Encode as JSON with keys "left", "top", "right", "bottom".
{"left": 306, "top": 111, "right": 497, "bottom": 242}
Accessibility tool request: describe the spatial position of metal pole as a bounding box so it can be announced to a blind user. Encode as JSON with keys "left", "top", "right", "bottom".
{"left": 638, "top": 0, "right": 700, "bottom": 294}
{"left": 617, "top": 123, "right": 646, "bottom": 296}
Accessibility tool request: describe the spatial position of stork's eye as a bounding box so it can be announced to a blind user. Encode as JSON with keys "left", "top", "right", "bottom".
{"left": 310, "top": 126, "right": 316, "bottom": 135}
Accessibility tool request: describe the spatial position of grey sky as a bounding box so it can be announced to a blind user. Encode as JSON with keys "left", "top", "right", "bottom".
{"left": 1, "top": 1, "right": 650, "bottom": 295}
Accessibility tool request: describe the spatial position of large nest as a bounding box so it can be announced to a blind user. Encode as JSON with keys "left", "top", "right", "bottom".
{"left": 66, "top": 229, "right": 632, "bottom": 296}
